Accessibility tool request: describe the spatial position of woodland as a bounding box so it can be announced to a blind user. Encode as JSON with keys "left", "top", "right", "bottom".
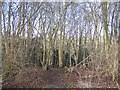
{"left": 0, "top": 1, "right": 120, "bottom": 88}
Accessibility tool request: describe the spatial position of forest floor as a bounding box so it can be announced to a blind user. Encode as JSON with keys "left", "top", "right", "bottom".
{"left": 2, "top": 66, "right": 119, "bottom": 88}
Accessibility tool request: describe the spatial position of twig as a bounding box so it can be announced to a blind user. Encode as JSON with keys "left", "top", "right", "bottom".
{"left": 115, "top": 80, "right": 120, "bottom": 90}
{"left": 74, "top": 53, "right": 95, "bottom": 68}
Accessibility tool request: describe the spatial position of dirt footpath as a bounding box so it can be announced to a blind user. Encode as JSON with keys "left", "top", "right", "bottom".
{"left": 2, "top": 66, "right": 118, "bottom": 88}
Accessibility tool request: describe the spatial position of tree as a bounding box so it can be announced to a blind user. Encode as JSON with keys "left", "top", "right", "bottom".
{"left": 0, "top": 2, "right": 2, "bottom": 85}
{"left": 117, "top": 1, "right": 120, "bottom": 86}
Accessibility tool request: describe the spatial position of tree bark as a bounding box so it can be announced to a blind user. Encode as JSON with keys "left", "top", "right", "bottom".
{"left": 118, "top": 17, "right": 120, "bottom": 87}
{"left": 0, "top": 1, "right": 2, "bottom": 76}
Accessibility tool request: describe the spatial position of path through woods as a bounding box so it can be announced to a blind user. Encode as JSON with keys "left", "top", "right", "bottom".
{"left": 2, "top": 66, "right": 118, "bottom": 88}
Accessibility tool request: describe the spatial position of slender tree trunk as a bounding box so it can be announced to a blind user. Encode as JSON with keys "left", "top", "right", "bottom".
{"left": 102, "top": 2, "right": 109, "bottom": 69}
{"left": 21, "top": 2, "right": 25, "bottom": 63}
{"left": 118, "top": 17, "right": 120, "bottom": 87}
{"left": 116, "top": 2, "right": 120, "bottom": 83}
{"left": 102, "top": 2, "right": 109, "bottom": 50}
{"left": 0, "top": 2, "right": 2, "bottom": 89}
{"left": 58, "top": 3, "right": 63, "bottom": 68}
{"left": 5, "top": 2, "right": 11, "bottom": 59}
{"left": 59, "top": 29, "right": 63, "bottom": 67}
{"left": 78, "top": 28, "right": 82, "bottom": 64}
{"left": 0, "top": 1, "right": 2, "bottom": 76}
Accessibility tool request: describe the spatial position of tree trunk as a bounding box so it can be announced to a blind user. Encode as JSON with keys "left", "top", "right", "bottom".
{"left": 0, "top": 1, "right": 2, "bottom": 73}
{"left": 118, "top": 18, "right": 120, "bottom": 86}
{"left": 59, "top": 30, "right": 63, "bottom": 67}
{"left": 102, "top": 2, "right": 109, "bottom": 50}
{"left": 0, "top": 2, "right": 2, "bottom": 89}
